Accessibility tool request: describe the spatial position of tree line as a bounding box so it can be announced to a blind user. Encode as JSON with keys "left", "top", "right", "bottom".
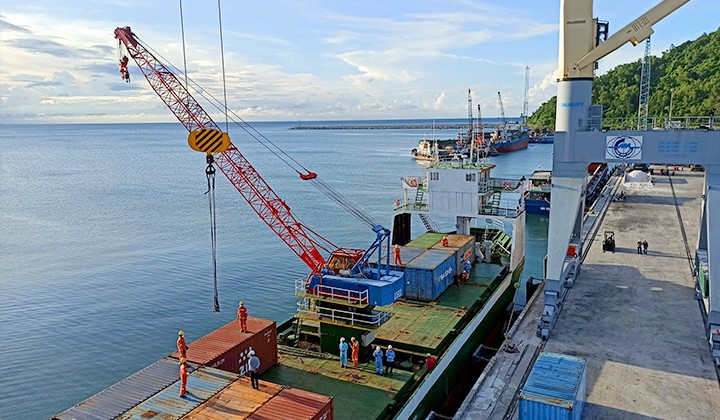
{"left": 528, "top": 27, "right": 720, "bottom": 129}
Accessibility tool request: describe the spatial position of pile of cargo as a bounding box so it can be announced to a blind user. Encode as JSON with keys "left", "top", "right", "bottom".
{"left": 374, "top": 233, "right": 476, "bottom": 301}
{"left": 54, "top": 318, "right": 333, "bottom": 420}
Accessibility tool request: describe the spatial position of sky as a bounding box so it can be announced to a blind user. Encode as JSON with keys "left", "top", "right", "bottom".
{"left": 0, "top": 0, "right": 718, "bottom": 124}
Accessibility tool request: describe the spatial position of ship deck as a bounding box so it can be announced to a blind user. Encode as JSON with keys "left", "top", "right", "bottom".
{"left": 458, "top": 169, "right": 720, "bottom": 419}
{"left": 267, "top": 258, "right": 509, "bottom": 419}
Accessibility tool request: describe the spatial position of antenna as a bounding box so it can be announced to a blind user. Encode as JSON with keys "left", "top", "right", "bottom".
{"left": 522, "top": 66, "right": 530, "bottom": 127}
{"left": 637, "top": 37, "right": 651, "bottom": 130}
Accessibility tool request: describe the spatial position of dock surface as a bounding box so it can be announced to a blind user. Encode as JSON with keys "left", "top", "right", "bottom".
{"left": 458, "top": 170, "right": 720, "bottom": 419}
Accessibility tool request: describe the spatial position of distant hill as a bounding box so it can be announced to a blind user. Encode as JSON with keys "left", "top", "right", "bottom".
{"left": 527, "top": 28, "right": 720, "bottom": 129}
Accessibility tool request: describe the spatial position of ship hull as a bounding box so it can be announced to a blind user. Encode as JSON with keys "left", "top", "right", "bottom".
{"left": 493, "top": 137, "right": 529, "bottom": 153}
{"left": 524, "top": 198, "right": 550, "bottom": 215}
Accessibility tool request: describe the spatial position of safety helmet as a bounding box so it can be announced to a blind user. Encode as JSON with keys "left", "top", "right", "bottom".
{"left": 249, "top": 350, "right": 255, "bottom": 355}
{"left": 178, "top": 331, "right": 184, "bottom": 336}
{"left": 388, "top": 345, "right": 392, "bottom": 349}
{"left": 340, "top": 337, "right": 345, "bottom": 342}
{"left": 239, "top": 301, "right": 244, "bottom": 306}
{"left": 351, "top": 337, "right": 356, "bottom": 341}
{"left": 394, "top": 244, "right": 399, "bottom": 248}
{"left": 180, "top": 358, "right": 187, "bottom": 364}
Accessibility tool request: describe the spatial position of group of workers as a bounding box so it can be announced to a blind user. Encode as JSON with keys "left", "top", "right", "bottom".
{"left": 340, "top": 337, "right": 437, "bottom": 375}
{"left": 176, "top": 300, "right": 258, "bottom": 398}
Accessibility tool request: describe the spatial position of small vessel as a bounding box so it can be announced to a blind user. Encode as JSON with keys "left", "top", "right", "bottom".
{"left": 411, "top": 137, "right": 452, "bottom": 160}
{"left": 528, "top": 133, "right": 554, "bottom": 144}
{"left": 523, "top": 163, "right": 610, "bottom": 215}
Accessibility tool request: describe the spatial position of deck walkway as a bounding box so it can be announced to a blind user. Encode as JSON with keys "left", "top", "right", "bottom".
{"left": 457, "top": 169, "right": 720, "bottom": 419}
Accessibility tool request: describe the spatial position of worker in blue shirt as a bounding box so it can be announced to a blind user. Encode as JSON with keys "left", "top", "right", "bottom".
{"left": 384, "top": 345, "right": 396, "bottom": 376}
{"left": 464, "top": 260, "right": 471, "bottom": 275}
{"left": 373, "top": 346, "right": 384, "bottom": 374}
{"left": 248, "top": 350, "right": 260, "bottom": 389}
{"left": 339, "top": 337, "right": 348, "bottom": 368}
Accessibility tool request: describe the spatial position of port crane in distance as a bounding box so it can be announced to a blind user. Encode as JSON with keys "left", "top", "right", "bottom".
{"left": 114, "top": 26, "right": 403, "bottom": 310}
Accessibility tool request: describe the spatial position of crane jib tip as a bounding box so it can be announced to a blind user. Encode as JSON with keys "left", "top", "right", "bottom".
{"left": 300, "top": 172, "right": 318, "bottom": 180}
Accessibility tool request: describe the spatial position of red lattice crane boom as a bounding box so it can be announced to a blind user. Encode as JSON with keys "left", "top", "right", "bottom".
{"left": 114, "top": 26, "right": 327, "bottom": 273}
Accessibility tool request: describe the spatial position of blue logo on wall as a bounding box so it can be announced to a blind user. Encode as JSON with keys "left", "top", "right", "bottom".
{"left": 605, "top": 135, "right": 643, "bottom": 160}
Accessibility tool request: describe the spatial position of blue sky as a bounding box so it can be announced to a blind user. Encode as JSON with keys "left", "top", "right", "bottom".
{"left": 0, "top": 0, "right": 717, "bottom": 123}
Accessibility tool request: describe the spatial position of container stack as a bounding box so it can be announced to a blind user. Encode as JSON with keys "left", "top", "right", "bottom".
{"left": 169, "top": 317, "right": 278, "bottom": 375}
{"left": 518, "top": 352, "right": 587, "bottom": 420}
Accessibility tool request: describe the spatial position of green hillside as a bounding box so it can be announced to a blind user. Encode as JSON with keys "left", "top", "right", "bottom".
{"left": 527, "top": 28, "right": 720, "bottom": 129}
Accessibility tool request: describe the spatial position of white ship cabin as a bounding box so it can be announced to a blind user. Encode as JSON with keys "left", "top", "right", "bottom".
{"left": 396, "top": 154, "right": 527, "bottom": 273}
{"left": 398, "top": 154, "right": 526, "bottom": 224}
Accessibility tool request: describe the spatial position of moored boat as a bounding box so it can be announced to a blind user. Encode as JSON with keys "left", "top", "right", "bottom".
{"left": 523, "top": 163, "right": 610, "bottom": 215}
{"left": 488, "top": 130, "right": 530, "bottom": 153}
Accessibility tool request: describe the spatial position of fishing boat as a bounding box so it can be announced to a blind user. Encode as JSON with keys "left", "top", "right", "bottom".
{"left": 411, "top": 138, "right": 452, "bottom": 161}
{"left": 523, "top": 163, "right": 610, "bottom": 215}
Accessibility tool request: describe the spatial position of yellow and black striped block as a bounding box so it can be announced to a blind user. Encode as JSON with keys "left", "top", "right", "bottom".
{"left": 188, "top": 129, "right": 230, "bottom": 153}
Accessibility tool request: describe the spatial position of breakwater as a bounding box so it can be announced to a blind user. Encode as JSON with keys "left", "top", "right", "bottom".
{"left": 289, "top": 123, "right": 504, "bottom": 130}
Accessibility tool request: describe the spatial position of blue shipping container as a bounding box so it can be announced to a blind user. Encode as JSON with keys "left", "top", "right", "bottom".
{"left": 519, "top": 352, "right": 587, "bottom": 420}
{"left": 118, "top": 366, "right": 239, "bottom": 419}
{"left": 402, "top": 249, "right": 456, "bottom": 301}
{"left": 307, "top": 270, "right": 405, "bottom": 306}
{"left": 54, "top": 357, "right": 197, "bottom": 420}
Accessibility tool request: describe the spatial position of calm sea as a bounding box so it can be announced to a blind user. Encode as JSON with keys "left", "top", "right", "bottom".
{"left": 0, "top": 122, "right": 550, "bottom": 419}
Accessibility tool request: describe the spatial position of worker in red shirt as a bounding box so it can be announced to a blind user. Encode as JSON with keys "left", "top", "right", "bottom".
{"left": 426, "top": 353, "right": 437, "bottom": 371}
{"left": 177, "top": 331, "right": 189, "bottom": 359}
{"left": 179, "top": 358, "right": 189, "bottom": 397}
{"left": 441, "top": 236, "right": 449, "bottom": 247}
{"left": 393, "top": 245, "right": 402, "bottom": 265}
{"left": 237, "top": 301, "right": 248, "bottom": 333}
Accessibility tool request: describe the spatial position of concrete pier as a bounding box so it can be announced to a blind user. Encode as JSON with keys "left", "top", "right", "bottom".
{"left": 457, "top": 169, "right": 720, "bottom": 419}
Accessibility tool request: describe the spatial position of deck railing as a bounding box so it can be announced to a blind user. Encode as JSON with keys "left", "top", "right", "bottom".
{"left": 296, "top": 298, "right": 393, "bottom": 327}
{"left": 294, "top": 278, "right": 369, "bottom": 305}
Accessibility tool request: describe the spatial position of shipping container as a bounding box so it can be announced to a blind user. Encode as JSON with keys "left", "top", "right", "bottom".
{"left": 402, "top": 249, "right": 456, "bottom": 301}
{"left": 519, "top": 352, "right": 587, "bottom": 420}
{"left": 119, "top": 366, "right": 238, "bottom": 419}
{"left": 170, "top": 317, "right": 277, "bottom": 376}
{"left": 306, "top": 271, "right": 405, "bottom": 306}
{"left": 430, "top": 234, "right": 475, "bottom": 274}
{"left": 54, "top": 357, "right": 197, "bottom": 420}
{"left": 248, "top": 387, "right": 334, "bottom": 420}
{"left": 405, "top": 232, "right": 445, "bottom": 248}
{"left": 183, "top": 377, "right": 283, "bottom": 418}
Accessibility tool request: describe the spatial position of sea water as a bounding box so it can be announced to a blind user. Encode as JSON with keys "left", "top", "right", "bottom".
{"left": 0, "top": 122, "right": 551, "bottom": 419}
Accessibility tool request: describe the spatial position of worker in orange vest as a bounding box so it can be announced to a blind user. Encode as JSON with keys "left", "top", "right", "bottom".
{"left": 179, "top": 358, "right": 189, "bottom": 397}
{"left": 441, "top": 236, "right": 449, "bottom": 247}
{"left": 350, "top": 337, "right": 360, "bottom": 366}
{"left": 177, "top": 330, "right": 189, "bottom": 359}
{"left": 393, "top": 245, "right": 402, "bottom": 265}
{"left": 237, "top": 301, "right": 248, "bottom": 332}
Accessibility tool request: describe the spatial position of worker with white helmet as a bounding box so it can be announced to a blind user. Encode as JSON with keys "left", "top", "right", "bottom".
{"left": 373, "top": 346, "right": 384, "bottom": 375}
{"left": 237, "top": 301, "right": 248, "bottom": 333}
{"left": 385, "top": 345, "right": 396, "bottom": 376}
{"left": 339, "top": 337, "right": 348, "bottom": 368}
{"left": 248, "top": 349, "right": 261, "bottom": 390}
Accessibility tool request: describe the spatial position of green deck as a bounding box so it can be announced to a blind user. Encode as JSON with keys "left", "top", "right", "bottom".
{"left": 262, "top": 362, "right": 400, "bottom": 420}
{"left": 374, "top": 302, "right": 465, "bottom": 352}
